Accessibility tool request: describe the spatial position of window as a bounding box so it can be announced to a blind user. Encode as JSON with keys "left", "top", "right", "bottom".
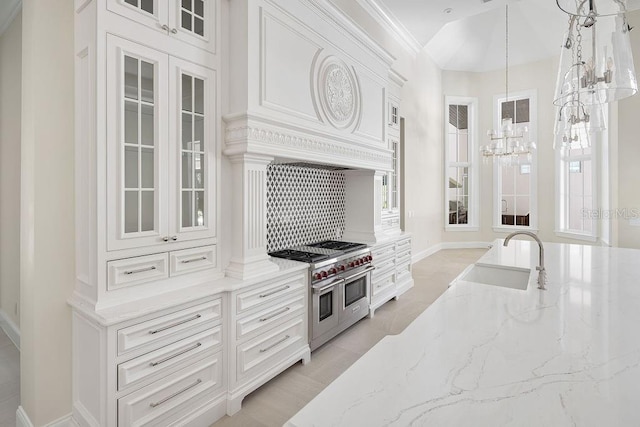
{"left": 445, "top": 97, "right": 478, "bottom": 230}
{"left": 493, "top": 90, "right": 537, "bottom": 231}
{"left": 382, "top": 139, "right": 399, "bottom": 211}
{"left": 557, "top": 145, "right": 597, "bottom": 240}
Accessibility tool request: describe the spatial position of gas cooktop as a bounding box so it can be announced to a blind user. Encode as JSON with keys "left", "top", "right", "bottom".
{"left": 269, "top": 240, "right": 368, "bottom": 264}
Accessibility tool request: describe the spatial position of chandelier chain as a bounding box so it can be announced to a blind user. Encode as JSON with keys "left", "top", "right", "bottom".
{"left": 505, "top": 4, "right": 509, "bottom": 104}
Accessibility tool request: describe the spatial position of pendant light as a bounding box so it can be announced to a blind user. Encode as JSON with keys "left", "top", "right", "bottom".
{"left": 554, "top": 0, "right": 638, "bottom": 107}
{"left": 481, "top": 4, "right": 536, "bottom": 160}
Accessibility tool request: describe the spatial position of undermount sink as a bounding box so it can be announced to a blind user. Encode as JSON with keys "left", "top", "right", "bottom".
{"left": 458, "top": 263, "right": 531, "bottom": 290}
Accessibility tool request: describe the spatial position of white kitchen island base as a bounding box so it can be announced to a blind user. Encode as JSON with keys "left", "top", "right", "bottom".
{"left": 286, "top": 240, "right": 640, "bottom": 426}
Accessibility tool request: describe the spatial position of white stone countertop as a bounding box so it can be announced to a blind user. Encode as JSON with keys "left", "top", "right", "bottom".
{"left": 286, "top": 239, "right": 640, "bottom": 426}
{"left": 68, "top": 257, "right": 309, "bottom": 326}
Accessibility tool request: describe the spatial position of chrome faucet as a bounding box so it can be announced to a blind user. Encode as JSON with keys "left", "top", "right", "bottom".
{"left": 503, "top": 231, "right": 547, "bottom": 290}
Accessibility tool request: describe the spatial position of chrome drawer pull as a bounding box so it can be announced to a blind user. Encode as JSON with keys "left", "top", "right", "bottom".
{"left": 259, "top": 285, "right": 290, "bottom": 298}
{"left": 149, "top": 379, "right": 202, "bottom": 408}
{"left": 148, "top": 314, "right": 201, "bottom": 335}
{"left": 181, "top": 256, "right": 207, "bottom": 264}
{"left": 149, "top": 342, "right": 202, "bottom": 367}
{"left": 259, "top": 307, "right": 290, "bottom": 322}
{"left": 123, "top": 266, "right": 157, "bottom": 275}
{"left": 259, "top": 335, "right": 290, "bottom": 353}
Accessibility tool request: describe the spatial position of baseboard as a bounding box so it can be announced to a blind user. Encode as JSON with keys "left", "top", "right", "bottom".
{"left": 16, "top": 407, "right": 31, "bottom": 427}
{"left": 411, "top": 243, "right": 442, "bottom": 264}
{"left": 0, "top": 308, "right": 20, "bottom": 350}
{"left": 17, "top": 407, "right": 77, "bottom": 427}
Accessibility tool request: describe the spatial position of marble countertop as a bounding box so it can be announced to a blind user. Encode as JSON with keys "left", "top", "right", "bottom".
{"left": 286, "top": 240, "right": 640, "bottom": 426}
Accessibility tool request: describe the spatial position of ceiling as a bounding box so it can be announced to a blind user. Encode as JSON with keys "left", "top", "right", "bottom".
{"left": 372, "top": 0, "right": 571, "bottom": 72}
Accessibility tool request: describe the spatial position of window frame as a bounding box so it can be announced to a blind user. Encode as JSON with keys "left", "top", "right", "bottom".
{"left": 554, "top": 122, "right": 601, "bottom": 243}
{"left": 444, "top": 96, "right": 479, "bottom": 232}
{"left": 491, "top": 89, "right": 538, "bottom": 233}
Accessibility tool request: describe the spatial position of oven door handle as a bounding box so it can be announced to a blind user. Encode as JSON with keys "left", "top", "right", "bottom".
{"left": 313, "top": 278, "right": 345, "bottom": 294}
{"left": 341, "top": 265, "right": 375, "bottom": 282}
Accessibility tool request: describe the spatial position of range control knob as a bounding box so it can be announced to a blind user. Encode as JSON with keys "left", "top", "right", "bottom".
{"left": 321, "top": 271, "right": 328, "bottom": 278}
{"left": 349, "top": 262, "right": 355, "bottom": 267}
{"left": 355, "top": 259, "right": 361, "bottom": 266}
{"left": 329, "top": 268, "right": 337, "bottom": 275}
{"left": 338, "top": 265, "right": 346, "bottom": 271}
{"left": 367, "top": 255, "right": 373, "bottom": 261}
{"left": 314, "top": 273, "right": 322, "bottom": 280}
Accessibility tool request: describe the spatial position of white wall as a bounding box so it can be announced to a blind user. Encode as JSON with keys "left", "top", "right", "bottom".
{"left": 441, "top": 56, "right": 597, "bottom": 245}
{"left": 21, "top": 0, "right": 74, "bottom": 424}
{"left": 616, "top": 10, "right": 640, "bottom": 249}
{"left": 329, "top": 0, "right": 444, "bottom": 256}
{"left": 0, "top": 11, "right": 21, "bottom": 330}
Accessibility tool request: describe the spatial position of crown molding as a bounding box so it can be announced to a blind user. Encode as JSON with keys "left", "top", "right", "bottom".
{"left": 303, "top": 0, "right": 396, "bottom": 66}
{"left": 355, "top": 0, "right": 422, "bottom": 57}
{"left": 0, "top": 0, "right": 21, "bottom": 38}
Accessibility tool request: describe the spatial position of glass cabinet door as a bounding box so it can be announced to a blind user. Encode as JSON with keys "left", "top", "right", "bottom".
{"left": 170, "top": 58, "right": 216, "bottom": 241}
{"left": 170, "top": 0, "right": 216, "bottom": 53}
{"left": 123, "top": 55, "right": 156, "bottom": 234}
{"left": 107, "top": 36, "right": 168, "bottom": 251}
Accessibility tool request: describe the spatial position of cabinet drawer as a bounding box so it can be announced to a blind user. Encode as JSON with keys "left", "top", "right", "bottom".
{"left": 169, "top": 245, "right": 217, "bottom": 276}
{"left": 235, "top": 274, "right": 306, "bottom": 315}
{"left": 107, "top": 253, "right": 169, "bottom": 291}
{"left": 236, "top": 317, "right": 306, "bottom": 383}
{"left": 396, "top": 238, "right": 411, "bottom": 251}
{"left": 372, "top": 270, "right": 395, "bottom": 297}
{"left": 371, "top": 243, "right": 395, "bottom": 260}
{"left": 118, "top": 326, "right": 221, "bottom": 391}
{"left": 396, "top": 262, "right": 412, "bottom": 284}
{"left": 397, "top": 251, "right": 412, "bottom": 266}
{"left": 117, "top": 299, "right": 222, "bottom": 356}
{"left": 118, "top": 355, "right": 223, "bottom": 427}
{"left": 372, "top": 258, "right": 395, "bottom": 278}
{"left": 236, "top": 293, "right": 305, "bottom": 341}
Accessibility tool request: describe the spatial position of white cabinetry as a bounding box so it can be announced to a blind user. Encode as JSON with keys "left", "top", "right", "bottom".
{"left": 369, "top": 235, "right": 414, "bottom": 317}
{"left": 74, "top": 0, "right": 221, "bottom": 309}
{"left": 227, "top": 270, "right": 311, "bottom": 414}
{"left": 106, "top": 35, "right": 217, "bottom": 252}
{"left": 72, "top": 296, "right": 227, "bottom": 427}
{"left": 108, "top": 0, "right": 216, "bottom": 54}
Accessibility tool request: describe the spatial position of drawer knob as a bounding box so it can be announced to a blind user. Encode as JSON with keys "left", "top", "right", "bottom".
{"left": 259, "top": 285, "right": 290, "bottom": 298}
{"left": 149, "top": 342, "right": 202, "bottom": 367}
{"left": 149, "top": 378, "right": 202, "bottom": 408}
{"left": 148, "top": 314, "right": 201, "bottom": 335}
{"left": 259, "top": 307, "right": 290, "bottom": 322}
{"left": 181, "top": 256, "right": 207, "bottom": 264}
{"left": 123, "top": 266, "right": 157, "bottom": 275}
{"left": 259, "top": 335, "right": 291, "bottom": 353}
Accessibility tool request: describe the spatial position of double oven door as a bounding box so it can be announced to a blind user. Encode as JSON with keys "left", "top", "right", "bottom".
{"left": 311, "top": 266, "right": 372, "bottom": 349}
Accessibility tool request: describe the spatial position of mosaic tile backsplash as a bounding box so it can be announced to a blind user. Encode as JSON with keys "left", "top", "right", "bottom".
{"left": 266, "top": 164, "right": 345, "bottom": 252}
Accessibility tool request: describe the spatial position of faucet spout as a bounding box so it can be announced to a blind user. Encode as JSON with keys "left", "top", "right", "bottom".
{"left": 503, "top": 231, "right": 546, "bottom": 290}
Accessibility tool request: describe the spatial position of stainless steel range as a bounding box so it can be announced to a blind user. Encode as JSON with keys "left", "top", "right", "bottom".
{"left": 269, "top": 240, "right": 374, "bottom": 350}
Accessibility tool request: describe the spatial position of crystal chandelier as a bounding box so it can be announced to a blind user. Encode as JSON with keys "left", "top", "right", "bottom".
{"left": 481, "top": 5, "right": 536, "bottom": 160}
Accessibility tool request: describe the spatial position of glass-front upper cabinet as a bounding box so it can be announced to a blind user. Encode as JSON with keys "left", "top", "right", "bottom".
{"left": 107, "top": 35, "right": 217, "bottom": 252}
{"left": 107, "top": 0, "right": 217, "bottom": 54}
{"left": 169, "top": 57, "right": 217, "bottom": 242}
{"left": 107, "top": 36, "right": 169, "bottom": 251}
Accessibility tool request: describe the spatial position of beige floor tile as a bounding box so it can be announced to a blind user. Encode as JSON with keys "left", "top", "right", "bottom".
{"left": 210, "top": 248, "right": 487, "bottom": 427}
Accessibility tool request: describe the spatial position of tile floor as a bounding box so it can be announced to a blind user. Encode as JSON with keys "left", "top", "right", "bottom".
{"left": 0, "top": 328, "right": 19, "bottom": 427}
{"left": 211, "top": 248, "right": 488, "bottom": 427}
